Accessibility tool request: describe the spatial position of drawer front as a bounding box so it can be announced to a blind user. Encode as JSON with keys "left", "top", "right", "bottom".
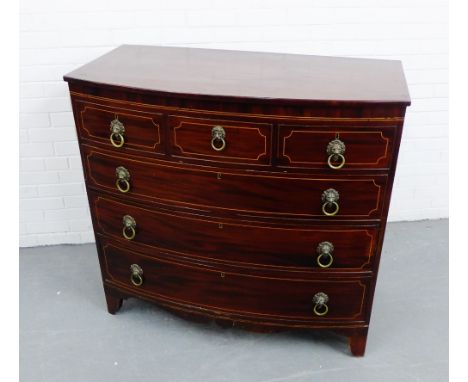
{"left": 168, "top": 114, "right": 272, "bottom": 165}
{"left": 100, "top": 241, "right": 369, "bottom": 321}
{"left": 91, "top": 194, "right": 378, "bottom": 270}
{"left": 73, "top": 98, "right": 164, "bottom": 154}
{"left": 278, "top": 124, "right": 397, "bottom": 170}
{"left": 83, "top": 146, "right": 387, "bottom": 219}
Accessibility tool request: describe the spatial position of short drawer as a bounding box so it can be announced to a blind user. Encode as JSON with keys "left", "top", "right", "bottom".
{"left": 83, "top": 146, "right": 388, "bottom": 219}
{"left": 91, "top": 193, "right": 379, "bottom": 270}
{"left": 73, "top": 98, "right": 164, "bottom": 154}
{"left": 168, "top": 114, "right": 272, "bottom": 165}
{"left": 100, "top": 241, "right": 370, "bottom": 322}
{"left": 278, "top": 124, "right": 397, "bottom": 170}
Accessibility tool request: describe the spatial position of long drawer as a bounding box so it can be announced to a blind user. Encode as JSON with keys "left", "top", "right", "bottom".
{"left": 99, "top": 239, "right": 370, "bottom": 322}
{"left": 91, "top": 192, "right": 378, "bottom": 270}
{"left": 82, "top": 145, "right": 388, "bottom": 219}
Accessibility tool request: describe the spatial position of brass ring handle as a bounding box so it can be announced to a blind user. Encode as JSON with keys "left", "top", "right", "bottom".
{"left": 211, "top": 126, "right": 226, "bottom": 152}
{"left": 110, "top": 133, "right": 125, "bottom": 148}
{"left": 313, "top": 303, "right": 329, "bottom": 316}
{"left": 116, "top": 179, "right": 131, "bottom": 193}
{"left": 110, "top": 118, "right": 125, "bottom": 148}
{"left": 317, "top": 253, "right": 334, "bottom": 268}
{"left": 326, "top": 138, "right": 346, "bottom": 170}
{"left": 115, "top": 166, "right": 131, "bottom": 193}
{"left": 122, "top": 215, "right": 137, "bottom": 240}
{"left": 130, "top": 264, "right": 143, "bottom": 287}
{"left": 322, "top": 201, "right": 339, "bottom": 216}
{"left": 312, "top": 292, "right": 329, "bottom": 317}
{"left": 123, "top": 225, "right": 136, "bottom": 240}
{"left": 327, "top": 153, "right": 345, "bottom": 170}
{"left": 316, "top": 241, "right": 334, "bottom": 268}
{"left": 321, "top": 188, "right": 340, "bottom": 217}
{"left": 211, "top": 136, "right": 226, "bottom": 152}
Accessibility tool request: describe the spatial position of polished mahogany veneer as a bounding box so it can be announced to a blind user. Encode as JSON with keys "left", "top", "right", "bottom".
{"left": 64, "top": 45, "right": 410, "bottom": 356}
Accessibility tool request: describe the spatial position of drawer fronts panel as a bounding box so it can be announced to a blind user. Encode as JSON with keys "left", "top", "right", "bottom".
{"left": 91, "top": 194, "right": 378, "bottom": 270}
{"left": 83, "top": 147, "right": 387, "bottom": 219}
{"left": 278, "top": 125, "right": 397, "bottom": 170}
{"left": 100, "top": 241, "right": 369, "bottom": 321}
{"left": 75, "top": 99, "right": 164, "bottom": 154}
{"left": 168, "top": 115, "right": 272, "bottom": 165}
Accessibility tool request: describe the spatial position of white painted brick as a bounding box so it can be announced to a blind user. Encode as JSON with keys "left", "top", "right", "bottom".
{"left": 80, "top": 231, "right": 96, "bottom": 243}
{"left": 45, "top": 207, "right": 89, "bottom": 221}
{"left": 20, "top": 97, "right": 71, "bottom": 114}
{"left": 37, "top": 183, "right": 83, "bottom": 197}
{"left": 20, "top": 83, "right": 44, "bottom": 98}
{"left": 20, "top": 64, "right": 76, "bottom": 82}
{"left": 19, "top": 185, "right": 38, "bottom": 198}
{"left": 45, "top": 157, "right": 69, "bottom": 170}
{"left": 69, "top": 218, "right": 92, "bottom": 232}
{"left": 406, "top": 69, "right": 448, "bottom": 85}
{"left": 404, "top": 111, "right": 448, "bottom": 126}
{"left": 29, "top": 128, "right": 76, "bottom": 142}
{"left": 50, "top": 112, "right": 75, "bottom": 127}
{"left": 20, "top": 29, "right": 114, "bottom": 49}
{"left": 21, "top": 197, "right": 63, "bottom": 210}
{"left": 20, "top": 47, "right": 114, "bottom": 66}
{"left": 19, "top": 130, "right": 29, "bottom": 144}
{"left": 20, "top": 158, "right": 45, "bottom": 171}
{"left": 58, "top": 169, "right": 84, "bottom": 183}
{"left": 19, "top": 143, "right": 54, "bottom": 157}
{"left": 42, "top": 82, "right": 69, "bottom": 98}
{"left": 20, "top": 171, "right": 59, "bottom": 185}
{"left": 68, "top": 157, "right": 83, "bottom": 169}
{"left": 54, "top": 141, "right": 79, "bottom": 156}
{"left": 27, "top": 220, "right": 69, "bottom": 234}
{"left": 19, "top": 209, "right": 43, "bottom": 222}
{"left": 64, "top": 196, "right": 88, "bottom": 208}
{"left": 132, "top": 11, "right": 187, "bottom": 27}
{"left": 408, "top": 98, "right": 448, "bottom": 112}
{"left": 20, "top": 113, "right": 50, "bottom": 129}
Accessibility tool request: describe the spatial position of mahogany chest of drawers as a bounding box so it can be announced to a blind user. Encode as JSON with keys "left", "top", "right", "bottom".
{"left": 64, "top": 45, "right": 410, "bottom": 356}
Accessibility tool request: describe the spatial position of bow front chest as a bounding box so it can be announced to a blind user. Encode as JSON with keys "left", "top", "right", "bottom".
{"left": 64, "top": 45, "right": 410, "bottom": 356}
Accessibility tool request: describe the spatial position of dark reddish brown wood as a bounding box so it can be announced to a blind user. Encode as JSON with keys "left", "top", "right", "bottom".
{"left": 168, "top": 114, "right": 273, "bottom": 165}
{"left": 348, "top": 327, "right": 369, "bottom": 356}
{"left": 82, "top": 145, "right": 388, "bottom": 219}
{"left": 73, "top": 97, "right": 164, "bottom": 156}
{"left": 65, "top": 45, "right": 410, "bottom": 356}
{"left": 90, "top": 192, "right": 379, "bottom": 270}
{"left": 278, "top": 124, "right": 397, "bottom": 170}
{"left": 99, "top": 239, "right": 370, "bottom": 323}
{"left": 63, "top": 45, "right": 410, "bottom": 105}
{"left": 103, "top": 286, "right": 123, "bottom": 314}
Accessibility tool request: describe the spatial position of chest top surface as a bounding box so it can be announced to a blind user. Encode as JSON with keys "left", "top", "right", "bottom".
{"left": 64, "top": 45, "right": 410, "bottom": 105}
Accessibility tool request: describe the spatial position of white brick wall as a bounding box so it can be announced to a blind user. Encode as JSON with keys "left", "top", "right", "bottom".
{"left": 19, "top": 0, "right": 449, "bottom": 247}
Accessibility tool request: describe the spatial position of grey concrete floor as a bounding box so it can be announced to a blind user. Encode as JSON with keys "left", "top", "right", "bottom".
{"left": 20, "top": 220, "right": 448, "bottom": 382}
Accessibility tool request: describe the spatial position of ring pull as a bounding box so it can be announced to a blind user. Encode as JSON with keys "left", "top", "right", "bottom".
{"left": 122, "top": 215, "right": 136, "bottom": 240}
{"left": 115, "top": 166, "right": 131, "bottom": 193}
{"left": 130, "top": 264, "right": 143, "bottom": 287}
{"left": 211, "top": 126, "right": 226, "bottom": 152}
{"left": 312, "top": 292, "right": 329, "bottom": 316}
{"left": 110, "top": 118, "right": 125, "bottom": 148}
{"left": 326, "top": 138, "right": 346, "bottom": 170}
{"left": 321, "top": 188, "right": 340, "bottom": 216}
{"left": 316, "top": 241, "right": 334, "bottom": 268}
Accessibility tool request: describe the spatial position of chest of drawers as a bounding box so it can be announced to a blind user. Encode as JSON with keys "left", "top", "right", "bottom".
{"left": 64, "top": 45, "right": 410, "bottom": 356}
